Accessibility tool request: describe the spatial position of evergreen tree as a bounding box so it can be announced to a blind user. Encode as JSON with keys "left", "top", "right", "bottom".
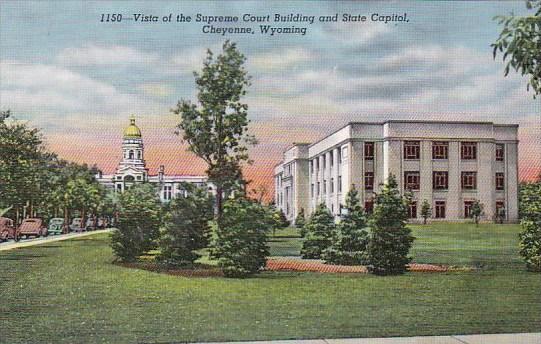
{"left": 470, "top": 200, "right": 484, "bottom": 225}
{"left": 295, "top": 208, "right": 306, "bottom": 236}
{"left": 323, "top": 187, "right": 369, "bottom": 265}
{"left": 301, "top": 203, "right": 335, "bottom": 259}
{"left": 420, "top": 199, "right": 432, "bottom": 225}
{"left": 210, "top": 197, "right": 271, "bottom": 277}
{"left": 111, "top": 184, "right": 162, "bottom": 262}
{"left": 367, "top": 175, "right": 415, "bottom": 275}
{"left": 158, "top": 184, "right": 214, "bottom": 267}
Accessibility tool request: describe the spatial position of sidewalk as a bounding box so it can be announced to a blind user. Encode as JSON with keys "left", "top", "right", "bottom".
{"left": 202, "top": 333, "right": 541, "bottom": 344}
{"left": 0, "top": 228, "right": 113, "bottom": 251}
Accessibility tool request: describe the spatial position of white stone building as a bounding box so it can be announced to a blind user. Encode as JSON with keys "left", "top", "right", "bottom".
{"left": 96, "top": 116, "right": 211, "bottom": 201}
{"left": 274, "top": 120, "right": 519, "bottom": 223}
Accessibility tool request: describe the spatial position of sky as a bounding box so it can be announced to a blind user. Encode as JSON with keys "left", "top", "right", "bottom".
{"left": 1, "top": 1, "right": 540, "bottom": 196}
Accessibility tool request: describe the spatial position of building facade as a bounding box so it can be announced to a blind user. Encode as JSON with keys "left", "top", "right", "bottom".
{"left": 96, "top": 116, "right": 210, "bottom": 201}
{"left": 274, "top": 120, "right": 519, "bottom": 223}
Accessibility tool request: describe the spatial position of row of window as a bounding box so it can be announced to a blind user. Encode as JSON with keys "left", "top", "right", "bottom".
{"left": 124, "top": 149, "right": 142, "bottom": 160}
{"left": 407, "top": 200, "right": 506, "bottom": 219}
{"left": 310, "top": 176, "right": 344, "bottom": 198}
{"left": 403, "top": 171, "right": 505, "bottom": 191}
{"left": 308, "top": 142, "right": 505, "bottom": 175}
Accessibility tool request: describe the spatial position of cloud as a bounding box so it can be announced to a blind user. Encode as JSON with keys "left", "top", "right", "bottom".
{"left": 137, "top": 83, "right": 174, "bottom": 98}
{"left": 249, "top": 48, "right": 316, "bottom": 71}
{"left": 0, "top": 60, "right": 161, "bottom": 116}
{"left": 56, "top": 44, "right": 159, "bottom": 66}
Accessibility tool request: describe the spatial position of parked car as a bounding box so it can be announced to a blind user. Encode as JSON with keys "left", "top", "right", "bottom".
{"left": 85, "top": 217, "right": 96, "bottom": 231}
{"left": 69, "top": 218, "right": 85, "bottom": 232}
{"left": 17, "top": 218, "right": 47, "bottom": 239}
{"left": 0, "top": 217, "right": 16, "bottom": 242}
{"left": 48, "top": 218, "right": 65, "bottom": 235}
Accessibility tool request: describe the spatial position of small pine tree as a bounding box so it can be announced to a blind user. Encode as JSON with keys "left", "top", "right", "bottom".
{"left": 210, "top": 198, "right": 271, "bottom": 278}
{"left": 301, "top": 203, "right": 335, "bottom": 259}
{"left": 367, "top": 175, "right": 415, "bottom": 275}
{"left": 295, "top": 208, "right": 306, "bottom": 236}
{"left": 420, "top": 199, "right": 432, "bottom": 225}
{"left": 157, "top": 184, "right": 214, "bottom": 267}
{"left": 111, "top": 184, "right": 162, "bottom": 262}
{"left": 470, "top": 200, "right": 484, "bottom": 225}
{"left": 323, "top": 186, "right": 369, "bottom": 265}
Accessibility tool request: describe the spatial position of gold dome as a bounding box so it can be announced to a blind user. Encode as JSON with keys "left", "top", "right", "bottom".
{"left": 123, "top": 115, "right": 142, "bottom": 138}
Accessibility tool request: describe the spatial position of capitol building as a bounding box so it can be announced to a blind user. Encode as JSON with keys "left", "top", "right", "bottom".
{"left": 96, "top": 116, "right": 210, "bottom": 202}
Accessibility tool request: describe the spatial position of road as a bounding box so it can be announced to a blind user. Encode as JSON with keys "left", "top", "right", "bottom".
{"left": 0, "top": 228, "right": 113, "bottom": 251}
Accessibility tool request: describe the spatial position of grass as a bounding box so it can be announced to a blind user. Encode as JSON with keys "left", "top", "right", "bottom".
{"left": 0, "top": 223, "right": 540, "bottom": 343}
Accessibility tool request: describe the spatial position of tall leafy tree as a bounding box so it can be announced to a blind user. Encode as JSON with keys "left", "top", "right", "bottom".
{"left": 301, "top": 203, "right": 335, "bottom": 259}
{"left": 518, "top": 180, "right": 541, "bottom": 271}
{"left": 367, "top": 175, "right": 415, "bottom": 275}
{"left": 492, "top": 0, "right": 541, "bottom": 97}
{"left": 173, "top": 40, "right": 255, "bottom": 219}
{"left": 323, "top": 187, "right": 369, "bottom": 265}
{"left": 158, "top": 183, "right": 214, "bottom": 267}
{"left": 295, "top": 208, "right": 306, "bottom": 236}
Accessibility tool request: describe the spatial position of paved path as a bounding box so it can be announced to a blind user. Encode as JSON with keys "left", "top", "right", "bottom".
{"left": 202, "top": 333, "right": 541, "bottom": 344}
{"left": 0, "top": 228, "right": 113, "bottom": 251}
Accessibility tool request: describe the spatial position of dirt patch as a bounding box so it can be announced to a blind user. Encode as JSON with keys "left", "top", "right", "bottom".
{"left": 266, "top": 259, "right": 452, "bottom": 273}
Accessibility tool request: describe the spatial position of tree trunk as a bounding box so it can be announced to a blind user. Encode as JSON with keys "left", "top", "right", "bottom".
{"left": 423, "top": 217, "right": 427, "bottom": 225}
{"left": 215, "top": 185, "right": 223, "bottom": 221}
{"left": 64, "top": 207, "right": 69, "bottom": 233}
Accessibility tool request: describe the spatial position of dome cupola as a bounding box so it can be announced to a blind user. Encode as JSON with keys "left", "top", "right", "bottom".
{"left": 123, "top": 115, "right": 142, "bottom": 138}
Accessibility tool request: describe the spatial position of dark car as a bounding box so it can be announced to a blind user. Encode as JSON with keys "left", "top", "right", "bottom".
{"left": 0, "top": 217, "right": 16, "bottom": 242}
{"left": 48, "top": 218, "right": 65, "bottom": 235}
{"left": 17, "top": 218, "right": 47, "bottom": 239}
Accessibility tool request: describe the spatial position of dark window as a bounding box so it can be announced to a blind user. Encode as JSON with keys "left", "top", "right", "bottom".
{"left": 322, "top": 156, "right": 326, "bottom": 170}
{"left": 309, "top": 161, "right": 313, "bottom": 174}
{"left": 311, "top": 184, "right": 314, "bottom": 198}
{"left": 338, "top": 176, "right": 342, "bottom": 193}
{"left": 317, "top": 182, "right": 320, "bottom": 196}
{"left": 364, "top": 201, "right": 374, "bottom": 214}
{"left": 164, "top": 185, "right": 172, "bottom": 200}
{"left": 461, "top": 142, "right": 477, "bottom": 160}
{"left": 496, "top": 144, "right": 505, "bottom": 161}
{"left": 364, "top": 142, "right": 375, "bottom": 160}
{"left": 337, "top": 149, "right": 342, "bottom": 165}
{"left": 433, "top": 171, "right": 449, "bottom": 190}
{"left": 464, "top": 200, "right": 474, "bottom": 218}
{"left": 330, "top": 151, "right": 334, "bottom": 167}
{"left": 408, "top": 201, "right": 417, "bottom": 218}
{"left": 496, "top": 172, "right": 505, "bottom": 190}
{"left": 432, "top": 141, "right": 449, "bottom": 159}
{"left": 435, "top": 201, "right": 446, "bottom": 218}
{"left": 315, "top": 159, "right": 319, "bottom": 172}
{"left": 330, "top": 178, "right": 334, "bottom": 194}
{"left": 404, "top": 171, "right": 420, "bottom": 191}
{"left": 461, "top": 172, "right": 477, "bottom": 190}
{"left": 129, "top": 150, "right": 134, "bottom": 159}
{"left": 323, "top": 180, "right": 327, "bottom": 194}
{"left": 365, "top": 172, "right": 374, "bottom": 190}
{"left": 404, "top": 141, "right": 420, "bottom": 160}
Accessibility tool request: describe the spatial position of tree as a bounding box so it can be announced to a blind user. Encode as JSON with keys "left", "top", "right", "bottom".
{"left": 492, "top": 0, "right": 541, "bottom": 98}
{"left": 323, "top": 187, "right": 369, "bottom": 265}
{"left": 420, "top": 199, "right": 432, "bottom": 225}
{"left": 111, "top": 184, "right": 162, "bottom": 262}
{"left": 518, "top": 180, "right": 541, "bottom": 271}
{"left": 158, "top": 184, "right": 214, "bottom": 267}
{"left": 470, "top": 200, "right": 484, "bottom": 225}
{"left": 210, "top": 197, "right": 271, "bottom": 277}
{"left": 301, "top": 203, "right": 335, "bottom": 259}
{"left": 272, "top": 208, "right": 289, "bottom": 236}
{"left": 173, "top": 40, "right": 256, "bottom": 220}
{"left": 367, "top": 175, "right": 415, "bottom": 275}
{"left": 295, "top": 208, "right": 306, "bottom": 236}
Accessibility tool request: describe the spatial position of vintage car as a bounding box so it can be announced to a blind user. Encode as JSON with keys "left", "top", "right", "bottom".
{"left": 48, "top": 218, "right": 65, "bottom": 235}
{"left": 0, "top": 217, "right": 16, "bottom": 242}
{"left": 85, "top": 217, "right": 96, "bottom": 231}
{"left": 69, "top": 218, "right": 85, "bottom": 232}
{"left": 17, "top": 218, "right": 47, "bottom": 239}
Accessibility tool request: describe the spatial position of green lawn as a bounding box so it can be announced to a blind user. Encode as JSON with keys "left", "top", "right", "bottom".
{"left": 1, "top": 224, "right": 540, "bottom": 343}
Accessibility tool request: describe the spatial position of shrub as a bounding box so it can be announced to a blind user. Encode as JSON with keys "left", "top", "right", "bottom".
{"left": 210, "top": 198, "right": 271, "bottom": 278}
{"left": 367, "top": 175, "right": 414, "bottom": 275}
{"left": 157, "top": 184, "right": 214, "bottom": 267}
{"left": 470, "top": 200, "right": 484, "bottom": 225}
{"left": 301, "top": 203, "right": 334, "bottom": 259}
{"left": 420, "top": 199, "right": 432, "bottom": 225}
{"left": 323, "top": 187, "right": 369, "bottom": 265}
{"left": 518, "top": 181, "right": 541, "bottom": 272}
{"left": 271, "top": 207, "right": 289, "bottom": 236}
{"left": 111, "top": 184, "right": 162, "bottom": 262}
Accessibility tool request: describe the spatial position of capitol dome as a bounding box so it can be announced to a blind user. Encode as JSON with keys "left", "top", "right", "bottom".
{"left": 123, "top": 116, "right": 142, "bottom": 138}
